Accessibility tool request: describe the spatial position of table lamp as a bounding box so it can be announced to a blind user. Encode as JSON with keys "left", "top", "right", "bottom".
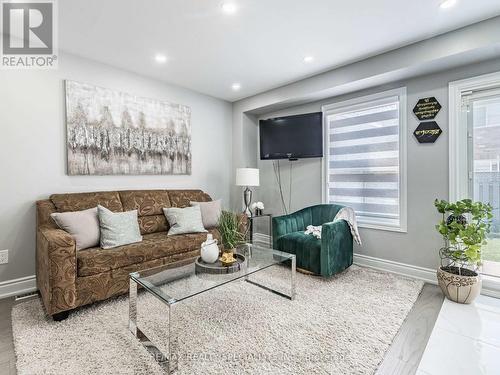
{"left": 236, "top": 168, "right": 259, "bottom": 217}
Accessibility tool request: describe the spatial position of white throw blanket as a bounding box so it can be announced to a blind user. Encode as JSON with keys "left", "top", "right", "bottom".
{"left": 304, "top": 207, "right": 362, "bottom": 245}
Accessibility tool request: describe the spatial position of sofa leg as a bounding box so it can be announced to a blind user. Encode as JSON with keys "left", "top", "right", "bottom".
{"left": 52, "top": 311, "right": 70, "bottom": 321}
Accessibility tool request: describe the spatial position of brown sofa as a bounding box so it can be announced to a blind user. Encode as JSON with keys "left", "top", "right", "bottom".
{"left": 36, "top": 189, "right": 223, "bottom": 320}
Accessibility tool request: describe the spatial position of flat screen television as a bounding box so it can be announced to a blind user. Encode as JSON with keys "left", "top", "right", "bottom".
{"left": 259, "top": 112, "right": 323, "bottom": 160}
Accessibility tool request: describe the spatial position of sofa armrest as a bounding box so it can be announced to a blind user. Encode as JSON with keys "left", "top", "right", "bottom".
{"left": 236, "top": 213, "right": 249, "bottom": 238}
{"left": 320, "top": 220, "right": 353, "bottom": 277}
{"left": 36, "top": 227, "right": 77, "bottom": 315}
{"left": 272, "top": 215, "right": 286, "bottom": 249}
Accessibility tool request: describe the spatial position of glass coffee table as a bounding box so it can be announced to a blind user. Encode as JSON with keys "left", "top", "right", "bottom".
{"left": 128, "top": 243, "right": 296, "bottom": 373}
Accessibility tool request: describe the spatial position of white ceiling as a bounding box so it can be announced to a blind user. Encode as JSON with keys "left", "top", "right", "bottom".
{"left": 59, "top": 0, "right": 500, "bottom": 102}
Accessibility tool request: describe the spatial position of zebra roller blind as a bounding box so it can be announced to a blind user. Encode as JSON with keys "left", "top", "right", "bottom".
{"left": 325, "top": 94, "right": 403, "bottom": 229}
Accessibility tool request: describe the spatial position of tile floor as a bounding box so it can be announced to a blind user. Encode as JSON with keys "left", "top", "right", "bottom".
{"left": 417, "top": 295, "right": 500, "bottom": 375}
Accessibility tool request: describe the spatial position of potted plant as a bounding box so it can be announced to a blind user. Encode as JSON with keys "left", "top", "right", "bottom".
{"left": 434, "top": 198, "right": 493, "bottom": 304}
{"left": 217, "top": 211, "right": 247, "bottom": 266}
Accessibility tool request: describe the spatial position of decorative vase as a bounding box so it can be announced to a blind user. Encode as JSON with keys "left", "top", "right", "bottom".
{"left": 255, "top": 208, "right": 263, "bottom": 216}
{"left": 200, "top": 234, "right": 219, "bottom": 263}
{"left": 436, "top": 266, "right": 481, "bottom": 304}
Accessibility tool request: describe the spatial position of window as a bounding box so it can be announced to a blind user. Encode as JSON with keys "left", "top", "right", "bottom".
{"left": 322, "top": 88, "right": 407, "bottom": 232}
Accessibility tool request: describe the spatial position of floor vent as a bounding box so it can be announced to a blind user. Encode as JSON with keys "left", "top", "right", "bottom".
{"left": 15, "top": 291, "right": 39, "bottom": 301}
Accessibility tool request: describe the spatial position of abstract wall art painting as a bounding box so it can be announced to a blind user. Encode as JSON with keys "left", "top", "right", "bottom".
{"left": 65, "top": 80, "right": 191, "bottom": 175}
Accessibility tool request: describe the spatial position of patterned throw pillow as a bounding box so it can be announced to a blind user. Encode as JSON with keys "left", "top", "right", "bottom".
{"left": 97, "top": 205, "right": 142, "bottom": 249}
{"left": 190, "top": 199, "right": 222, "bottom": 229}
{"left": 50, "top": 207, "right": 100, "bottom": 250}
{"left": 163, "top": 206, "right": 208, "bottom": 236}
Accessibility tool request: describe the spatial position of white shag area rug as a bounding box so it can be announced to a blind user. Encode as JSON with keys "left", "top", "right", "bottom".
{"left": 12, "top": 266, "right": 423, "bottom": 375}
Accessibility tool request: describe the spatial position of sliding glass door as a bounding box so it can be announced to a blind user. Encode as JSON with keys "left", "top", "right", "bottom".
{"left": 464, "top": 89, "right": 500, "bottom": 276}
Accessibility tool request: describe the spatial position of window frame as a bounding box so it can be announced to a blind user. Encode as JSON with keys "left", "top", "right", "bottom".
{"left": 321, "top": 87, "right": 408, "bottom": 232}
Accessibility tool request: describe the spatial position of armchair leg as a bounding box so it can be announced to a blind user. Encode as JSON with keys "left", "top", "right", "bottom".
{"left": 52, "top": 311, "right": 70, "bottom": 321}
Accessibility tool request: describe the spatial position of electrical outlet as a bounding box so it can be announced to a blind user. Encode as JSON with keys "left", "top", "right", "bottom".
{"left": 0, "top": 249, "right": 8, "bottom": 264}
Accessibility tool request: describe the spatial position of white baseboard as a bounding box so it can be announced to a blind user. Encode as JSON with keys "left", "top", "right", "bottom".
{"left": 354, "top": 254, "right": 500, "bottom": 299}
{"left": 254, "top": 232, "right": 500, "bottom": 299}
{"left": 481, "top": 276, "right": 500, "bottom": 299}
{"left": 353, "top": 253, "right": 437, "bottom": 285}
{"left": 0, "top": 275, "right": 37, "bottom": 300}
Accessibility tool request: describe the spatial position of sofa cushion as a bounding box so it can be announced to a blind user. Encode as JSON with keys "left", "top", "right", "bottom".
{"left": 77, "top": 229, "right": 220, "bottom": 277}
{"left": 167, "top": 190, "right": 211, "bottom": 208}
{"left": 51, "top": 191, "right": 123, "bottom": 213}
{"left": 76, "top": 255, "right": 198, "bottom": 306}
{"left": 119, "top": 190, "right": 171, "bottom": 235}
{"left": 119, "top": 190, "right": 171, "bottom": 216}
{"left": 138, "top": 215, "right": 169, "bottom": 235}
{"left": 276, "top": 231, "right": 322, "bottom": 275}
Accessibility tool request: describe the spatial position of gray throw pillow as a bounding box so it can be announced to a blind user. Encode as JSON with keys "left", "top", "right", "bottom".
{"left": 190, "top": 199, "right": 222, "bottom": 229}
{"left": 51, "top": 207, "right": 100, "bottom": 250}
{"left": 97, "top": 205, "right": 142, "bottom": 249}
{"left": 163, "top": 206, "right": 207, "bottom": 236}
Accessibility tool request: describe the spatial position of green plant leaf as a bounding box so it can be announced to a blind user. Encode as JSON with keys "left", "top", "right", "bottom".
{"left": 217, "top": 211, "right": 247, "bottom": 251}
{"left": 435, "top": 198, "right": 493, "bottom": 267}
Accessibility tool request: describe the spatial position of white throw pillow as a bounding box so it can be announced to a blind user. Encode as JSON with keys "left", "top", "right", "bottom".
{"left": 97, "top": 205, "right": 142, "bottom": 249}
{"left": 163, "top": 206, "right": 208, "bottom": 236}
{"left": 50, "top": 207, "right": 100, "bottom": 250}
{"left": 190, "top": 199, "right": 222, "bottom": 229}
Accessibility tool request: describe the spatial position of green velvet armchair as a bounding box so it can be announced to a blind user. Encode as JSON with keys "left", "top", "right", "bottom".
{"left": 272, "top": 204, "right": 353, "bottom": 277}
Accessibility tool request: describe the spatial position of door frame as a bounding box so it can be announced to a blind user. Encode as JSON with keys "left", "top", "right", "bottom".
{"left": 449, "top": 71, "right": 500, "bottom": 201}
{"left": 449, "top": 71, "right": 500, "bottom": 295}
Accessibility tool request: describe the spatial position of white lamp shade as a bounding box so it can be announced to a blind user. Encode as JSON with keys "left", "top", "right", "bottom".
{"left": 236, "top": 168, "right": 259, "bottom": 187}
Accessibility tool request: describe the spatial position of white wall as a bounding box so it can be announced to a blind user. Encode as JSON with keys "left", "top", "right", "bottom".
{"left": 0, "top": 53, "right": 232, "bottom": 283}
{"left": 231, "top": 17, "right": 500, "bottom": 213}
{"left": 232, "top": 18, "right": 500, "bottom": 272}
{"left": 252, "top": 58, "right": 500, "bottom": 270}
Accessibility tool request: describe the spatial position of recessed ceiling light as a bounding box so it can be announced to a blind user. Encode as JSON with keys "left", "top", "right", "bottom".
{"left": 440, "top": 0, "right": 457, "bottom": 9}
{"left": 221, "top": 3, "right": 237, "bottom": 14}
{"left": 154, "top": 54, "right": 167, "bottom": 63}
{"left": 303, "top": 56, "right": 314, "bottom": 63}
{"left": 231, "top": 83, "right": 241, "bottom": 91}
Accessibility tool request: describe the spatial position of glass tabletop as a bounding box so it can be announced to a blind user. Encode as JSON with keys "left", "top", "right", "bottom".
{"left": 129, "top": 243, "right": 294, "bottom": 305}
